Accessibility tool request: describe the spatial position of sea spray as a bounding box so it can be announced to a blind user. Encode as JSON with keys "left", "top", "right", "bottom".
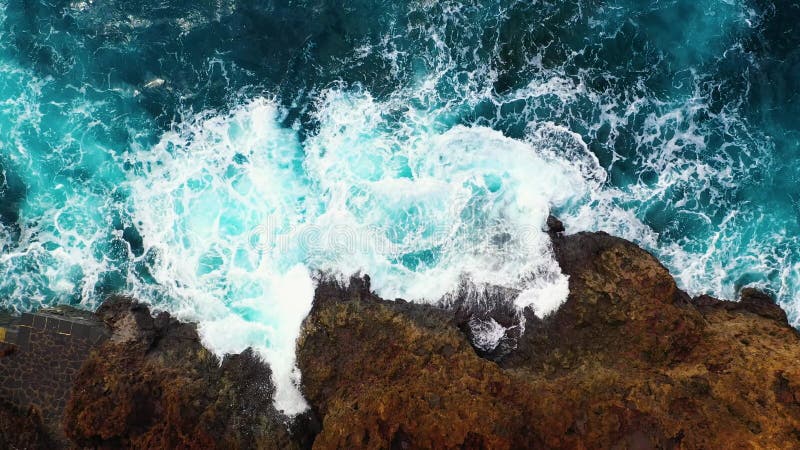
{"left": 1, "top": 0, "right": 800, "bottom": 413}
{"left": 126, "top": 94, "right": 609, "bottom": 413}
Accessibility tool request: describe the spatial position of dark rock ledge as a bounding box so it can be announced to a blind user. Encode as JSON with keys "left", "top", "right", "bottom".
{"left": 3, "top": 228, "right": 800, "bottom": 449}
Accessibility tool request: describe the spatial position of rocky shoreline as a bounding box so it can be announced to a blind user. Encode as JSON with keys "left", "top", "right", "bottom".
{"left": 3, "top": 226, "right": 800, "bottom": 448}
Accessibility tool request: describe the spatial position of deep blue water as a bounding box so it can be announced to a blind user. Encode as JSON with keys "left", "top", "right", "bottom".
{"left": 0, "top": 0, "right": 798, "bottom": 412}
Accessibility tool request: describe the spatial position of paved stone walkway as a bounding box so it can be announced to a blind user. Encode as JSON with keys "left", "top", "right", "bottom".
{"left": 0, "top": 307, "right": 108, "bottom": 441}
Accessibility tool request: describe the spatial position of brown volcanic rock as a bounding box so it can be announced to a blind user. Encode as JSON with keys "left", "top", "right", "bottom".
{"left": 3, "top": 229, "right": 797, "bottom": 449}
{"left": 505, "top": 231, "right": 706, "bottom": 371}
{"left": 62, "top": 297, "right": 301, "bottom": 450}
{"left": 0, "top": 400, "right": 52, "bottom": 449}
{"left": 297, "top": 232, "right": 800, "bottom": 449}
{"left": 297, "top": 277, "right": 546, "bottom": 449}
{"left": 504, "top": 231, "right": 800, "bottom": 448}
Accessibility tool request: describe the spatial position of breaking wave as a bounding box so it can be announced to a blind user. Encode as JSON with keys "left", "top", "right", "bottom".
{"left": 1, "top": 0, "right": 799, "bottom": 412}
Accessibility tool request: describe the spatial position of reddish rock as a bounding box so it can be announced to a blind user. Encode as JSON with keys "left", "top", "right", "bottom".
{"left": 298, "top": 277, "right": 546, "bottom": 449}
{"left": 5, "top": 230, "right": 800, "bottom": 449}
{"left": 62, "top": 297, "right": 303, "bottom": 450}
{"left": 0, "top": 400, "right": 52, "bottom": 449}
{"left": 297, "top": 232, "right": 800, "bottom": 449}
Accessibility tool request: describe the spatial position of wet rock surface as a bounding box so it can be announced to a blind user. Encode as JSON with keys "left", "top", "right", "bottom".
{"left": 0, "top": 306, "right": 108, "bottom": 446}
{"left": 441, "top": 280, "right": 523, "bottom": 361}
{"left": 3, "top": 230, "right": 800, "bottom": 448}
{"left": 298, "top": 276, "right": 547, "bottom": 449}
{"left": 298, "top": 231, "right": 800, "bottom": 449}
{"left": 0, "top": 400, "right": 53, "bottom": 449}
{"left": 62, "top": 297, "right": 306, "bottom": 450}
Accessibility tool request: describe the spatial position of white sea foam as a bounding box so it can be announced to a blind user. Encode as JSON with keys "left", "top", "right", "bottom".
{"left": 124, "top": 82, "right": 782, "bottom": 414}
{"left": 126, "top": 99, "right": 315, "bottom": 414}
{"left": 122, "top": 90, "right": 616, "bottom": 413}
{"left": 2, "top": 0, "right": 797, "bottom": 419}
{"left": 468, "top": 317, "right": 508, "bottom": 352}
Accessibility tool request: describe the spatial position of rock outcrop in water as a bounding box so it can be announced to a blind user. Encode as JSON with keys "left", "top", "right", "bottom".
{"left": 298, "top": 229, "right": 800, "bottom": 449}
{"left": 3, "top": 229, "right": 800, "bottom": 448}
{"left": 61, "top": 298, "right": 310, "bottom": 450}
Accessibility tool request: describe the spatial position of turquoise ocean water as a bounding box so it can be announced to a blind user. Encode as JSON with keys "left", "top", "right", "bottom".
{"left": 0, "top": 0, "right": 798, "bottom": 412}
